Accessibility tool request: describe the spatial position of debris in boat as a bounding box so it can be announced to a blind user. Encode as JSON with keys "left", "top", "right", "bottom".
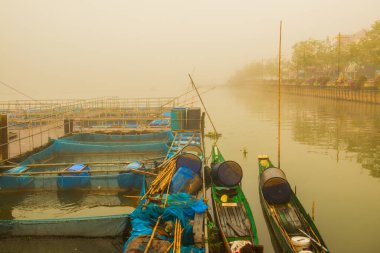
{"left": 241, "top": 147, "right": 248, "bottom": 158}
{"left": 204, "top": 131, "right": 222, "bottom": 139}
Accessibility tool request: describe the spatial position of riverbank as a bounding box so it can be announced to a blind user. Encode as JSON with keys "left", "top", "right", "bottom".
{"left": 282, "top": 85, "right": 380, "bottom": 104}
{"left": 252, "top": 82, "right": 380, "bottom": 104}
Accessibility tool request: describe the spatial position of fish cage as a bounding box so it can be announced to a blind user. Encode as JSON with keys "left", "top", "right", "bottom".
{"left": 0, "top": 131, "right": 174, "bottom": 240}
{"left": 0, "top": 96, "right": 207, "bottom": 252}
{"left": 0, "top": 97, "right": 177, "bottom": 163}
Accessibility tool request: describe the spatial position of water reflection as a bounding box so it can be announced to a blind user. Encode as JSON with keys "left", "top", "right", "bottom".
{"left": 231, "top": 84, "right": 380, "bottom": 178}
{"left": 0, "top": 237, "right": 124, "bottom": 253}
{"left": 0, "top": 190, "right": 138, "bottom": 220}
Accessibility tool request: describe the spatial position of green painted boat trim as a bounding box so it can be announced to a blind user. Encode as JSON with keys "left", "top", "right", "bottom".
{"left": 211, "top": 145, "right": 262, "bottom": 251}
{"left": 258, "top": 156, "right": 329, "bottom": 253}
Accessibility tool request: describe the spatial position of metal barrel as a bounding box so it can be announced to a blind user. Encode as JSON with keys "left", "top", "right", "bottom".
{"left": 260, "top": 167, "right": 291, "bottom": 204}
{"left": 176, "top": 153, "right": 202, "bottom": 175}
{"left": 211, "top": 161, "right": 243, "bottom": 187}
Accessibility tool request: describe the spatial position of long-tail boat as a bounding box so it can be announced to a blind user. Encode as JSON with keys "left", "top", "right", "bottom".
{"left": 257, "top": 155, "right": 329, "bottom": 253}
{"left": 210, "top": 145, "right": 263, "bottom": 253}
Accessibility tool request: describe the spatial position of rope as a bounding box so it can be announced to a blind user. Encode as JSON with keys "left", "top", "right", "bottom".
{"left": 0, "top": 80, "right": 36, "bottom": 101}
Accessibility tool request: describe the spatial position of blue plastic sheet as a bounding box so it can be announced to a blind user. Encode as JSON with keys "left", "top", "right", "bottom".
{"left": 0, "top": 166, "right": 33, "bottom": 189}
{"left": 170, "top": 167, "right": 202, "bottom": 195}
{"left": 118, "top": 161, "right": 145, "bottom": 189}
{"left": 57, "top": 164, "right": 90, "bottom": 190}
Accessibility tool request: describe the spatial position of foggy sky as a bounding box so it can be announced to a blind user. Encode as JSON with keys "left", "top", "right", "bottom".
{"left": 1, "top": 0, "right": 379, "bottom": 100}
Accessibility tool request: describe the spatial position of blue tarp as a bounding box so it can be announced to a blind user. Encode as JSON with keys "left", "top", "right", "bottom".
{"left": 124, "top": 193, "right": 207, "bottom": 252}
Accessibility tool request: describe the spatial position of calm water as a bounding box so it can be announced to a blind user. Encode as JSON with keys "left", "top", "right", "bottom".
{"left": 204, "top": 84, "right": 380, "bottom": 253}
{"left": 1, "top": 84, "right": 379, "bottom": 252}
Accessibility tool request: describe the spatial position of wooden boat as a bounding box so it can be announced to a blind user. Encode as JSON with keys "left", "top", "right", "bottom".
{"left": 257, "top": 155, "right": 329, "bottom": 253}
{"left": 210, "top": 145, "right": 263, "bottom": 253}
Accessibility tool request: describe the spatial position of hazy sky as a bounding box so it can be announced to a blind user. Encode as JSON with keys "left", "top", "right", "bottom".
{"left": 1, "top": 0, "right": 379, "bottom": 99}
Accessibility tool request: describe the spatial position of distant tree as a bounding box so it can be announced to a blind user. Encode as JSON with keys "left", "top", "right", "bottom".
{"left": 357, "top": 20, "right": 380, "bottom": 67}
{"left": 291, "top": 39, "right": 334, "bottom": 79}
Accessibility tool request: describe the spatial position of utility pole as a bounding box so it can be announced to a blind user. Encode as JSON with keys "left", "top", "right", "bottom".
{"left": 303, "top": 44, "right": 306, "bottom": 80}
{"left": 337, "top": 32, "right": 341, "bottom": 78}
{"left": 336, "top": 32, "right": 350, "bottom": 80}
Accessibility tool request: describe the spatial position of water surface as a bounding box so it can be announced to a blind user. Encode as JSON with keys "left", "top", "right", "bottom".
{"left": 204, "top": 84, "right": 380, "bottom": 253}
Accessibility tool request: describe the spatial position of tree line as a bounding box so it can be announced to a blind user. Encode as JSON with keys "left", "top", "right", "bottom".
{"left": 229, "top": 20, "right": 380, "bottom": 89}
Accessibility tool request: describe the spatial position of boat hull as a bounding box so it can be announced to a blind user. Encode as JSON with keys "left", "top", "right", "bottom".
{"left": 211, "top": 146, "right": 263, "bottom": 253}
{"left": 258, "top": 156, "right": 329, "bottom": 253}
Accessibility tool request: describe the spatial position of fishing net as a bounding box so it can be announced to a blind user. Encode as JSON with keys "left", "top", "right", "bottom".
{"left": 0, "top": 237, "right": 124, "bottom": 253}
{"left": 20, "top": 139, "right": 169, "bottom": 165}
{"left": 0, "top": 175, "right": 145, "bottom": 238}
{"left": 0, "top": 173, "right": 144, "bottom": 192}
{"left": 62, "top": 131, "right": 174, "bottom": 143}
{"left": 1, "top": 131, "right": 171, "bottom": 191}
{"left": 0, "top": 214, "right": 130, "bottom": 237}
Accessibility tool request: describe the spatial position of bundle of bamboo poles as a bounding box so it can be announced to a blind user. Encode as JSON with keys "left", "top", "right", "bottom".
{"left": 173, "top": 219, "right": 182, "bottom": 253}
{"left": 141, "top": 152, "right": 183, "bottom": 253}
{"left": 164, "top": 224, "right": 185, "bottom": 253}
{"left": 141, "top": 153, "right": 179, "bottom": 201}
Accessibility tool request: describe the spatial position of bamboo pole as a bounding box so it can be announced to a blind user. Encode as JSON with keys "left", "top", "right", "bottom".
{"left": 143, "top": 215, "right": 162, "bottom": 253}
{"left": 0, "top": 157, "right": 165, "bottom": 169}
{"left": 188, "top": 74, "right": 218, "bottom": 139}
{"left": 0, "top": 168, "right": 157, "bottom": 176}
{"left": 298, "top": 229, "right": 328, "bottom": 252}
{"left": 164, "top": 227, "right": 185, "bottom": 253}
{"left": 278, "top": 20, "right": 282, "bottom": 170}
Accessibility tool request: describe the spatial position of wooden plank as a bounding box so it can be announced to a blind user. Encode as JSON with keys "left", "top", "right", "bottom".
{"left": 237, "top": 202, "right": 248, "bottom": 229}
{"left": 0, "top": 114, "right": 8, "bottom": 161}
{"left": 216, "top": 204, "right": 226, "bottom": 234}
{"left": 221, "top": 202, "right": 238, "bottom": 207}
{"left": 226, "top": 206, "right": 237, "bottom": 231}
{"left": 231, "top": 205, "right": 244, "bottom": 232}
{"left": 217, "top": 203, "right": 231, "bottom": 237}
{"left": 229, "top": 206, "right": 247, "bottom": 236}
{"left": 193, "top": 192, "right": 204, "bottom": 248}
{"left": 222, "top": 206, "right": 235, "bottom": 237}
{"left": 238, "top": 202, "right": 253, "bottom": 238}
{"left": 226, "top": 221, "right": 246, "bottom": 237}
{"left": 223, "top": 206, "right": 234, "bottom": 237}
{"left": 236, "top": 204, "right": 246, "bottom": 226}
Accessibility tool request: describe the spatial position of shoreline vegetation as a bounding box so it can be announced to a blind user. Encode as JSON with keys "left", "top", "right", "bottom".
{"left": 229, "top": 20, "right": 380, "bottom": 90}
